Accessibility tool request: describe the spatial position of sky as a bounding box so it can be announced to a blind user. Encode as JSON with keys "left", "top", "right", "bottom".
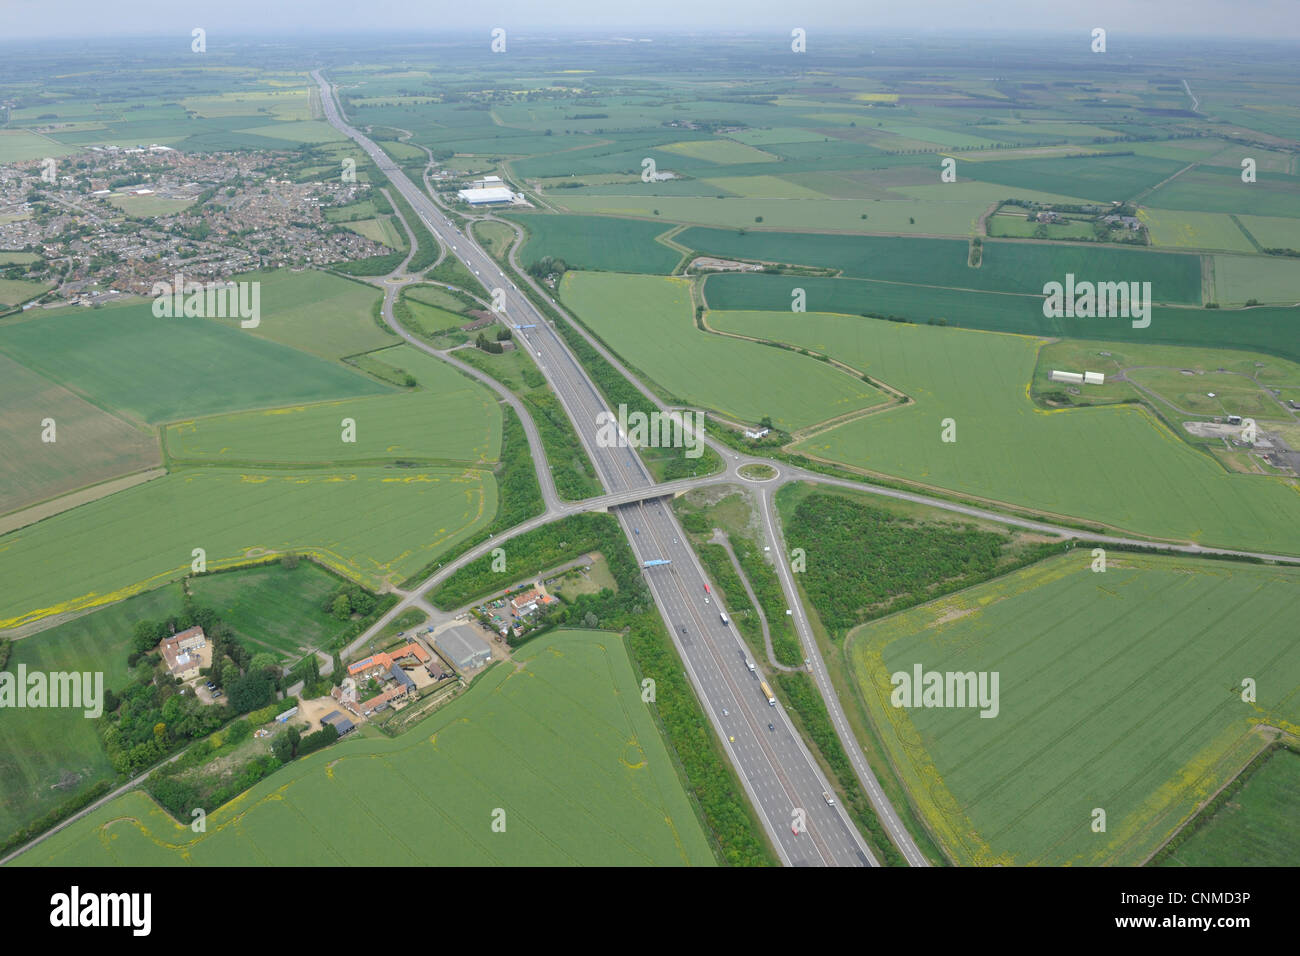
{"left": 4, "top": 0, "right": 1299, "bottom": 40}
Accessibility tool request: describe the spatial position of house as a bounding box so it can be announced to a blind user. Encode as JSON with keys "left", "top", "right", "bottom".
{"left": 159, "top": 627, "right": 207, "bottom": 681}
{"left": 346, "top": 643, "right": 431, "bottom": 679}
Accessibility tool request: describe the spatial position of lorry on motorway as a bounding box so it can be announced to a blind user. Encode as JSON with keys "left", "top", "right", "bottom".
{"left": 720, "top": 611, "right": 729, "bottom": 625}
{"left": 760, "top": 680, "right": 776, "bottom": 706}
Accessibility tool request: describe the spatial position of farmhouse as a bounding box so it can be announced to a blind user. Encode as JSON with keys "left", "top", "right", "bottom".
{"left": 346, "top": 642, "right": 431, "bottom": 680}
{"left": 510, "top": 588, "right": 558, "bottom": 617}
{"left": 159, "top": 627, "right": 207, "bottom": 681}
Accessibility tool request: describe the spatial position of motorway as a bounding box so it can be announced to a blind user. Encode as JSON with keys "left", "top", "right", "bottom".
{"left": 314, "top": 68, "right": 1300, "bottom": 868}
{"left": 314, "top": 70, "right": 882, "bottom": 866}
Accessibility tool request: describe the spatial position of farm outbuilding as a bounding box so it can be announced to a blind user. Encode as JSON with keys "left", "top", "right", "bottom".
{"left": 434, "top": 625, "right": 492, "bottom": 671}
{"left": 1049, "top": 369, "right": 1084, "bottom": 384}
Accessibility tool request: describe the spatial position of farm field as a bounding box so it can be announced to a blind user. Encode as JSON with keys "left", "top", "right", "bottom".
{"left": 0, "top": 353, "right": 159, "bottom": 516}
{"left": 679, "top": 229, "right": 1203, "bottom": 303}
{"left": 961, "top": 153, "right": 1187, "bottom": 202}
{"left": 12, "top": 630, "right": 716, "bottom": 867}
{"left": 699, "top": 174, "right": 829, "bottom": 200}
{"left": 1145, "top": 166, "right": 1300, "bottom": 219}
{"left": 701, "top": 273, "right": 1300, "bottom": 364}
{"left": 0, "top": 466, "right": 496, "bottom": 629}
{"left": 659, "top": 139, "right": 779, "bottom": 164}
{"left": 0, "top": 296, "right": 389, "bottom": 425}
{"left": 1158, "top": 749, "right": 1300, "bottom": 867}
{"left": 553, "top": 194, "right": 989, "bottom": 236}
{"left": 987, "top": 214, "right": 1097, "bottom": 241}
{"left": 503, "top": 212, "right": 683, "bottom": 274}
{"left": 0, "top": 130, "right": 77, "bottom": 162}
{"left": 165, "top": 346, "right": 500, "bottom": 466}
{"left": 848, "top": 552, "right": 1300, "bottom": 866}
{"left": 0, "top": 585, "right": 184, "bottom": 843}
{"left": 1138, "top": 208, "right": 1256, "bottom": 253}
{"left": 1212, "top": 254, "right": 1300, "bottom": 305}
{"left": 340, "top": 216, "right": 403, "bottom": 249}
{"left": 1235, "top": 215, "right": 1300, "bottom": 251}
{"left": 560, "top": 271, "right": 885, "bottom": 430}
{"left": 0, "top": 278, "right": 52, "bottom": 307}
{"left": 706, "top": 309, "right": 1300, "bottom": 552}
{"left": 202, "top": 268, "right": 395, "bottom": 361}
{"left": 187, "top": 561, "right": 359, "bottom": 660}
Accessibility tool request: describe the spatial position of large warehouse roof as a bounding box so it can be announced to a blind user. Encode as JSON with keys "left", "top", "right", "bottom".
{"left": 458, "top": 186, "right": 515, "bottom": 205}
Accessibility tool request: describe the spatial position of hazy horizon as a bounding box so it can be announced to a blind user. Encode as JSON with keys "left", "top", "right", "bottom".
{"left": 3, "top": 0, "right": 1298, "bottom": 41}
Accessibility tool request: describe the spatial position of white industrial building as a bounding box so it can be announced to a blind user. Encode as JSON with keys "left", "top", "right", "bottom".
{"left": 1049, "top": 369, "right": 1106, "bottom": 386}
{"left": 458, "top": 185, "right": 516, "bottom": 206}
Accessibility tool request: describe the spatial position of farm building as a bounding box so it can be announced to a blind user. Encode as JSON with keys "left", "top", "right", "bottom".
{"left": 320, "top": 710, "right": 356, "bottom": 737}
{"left": 434, "top": 625, "right": 492, "bottom": 671}
{"left": 1049, "top": 369, "right": 1105, "bottom": 386}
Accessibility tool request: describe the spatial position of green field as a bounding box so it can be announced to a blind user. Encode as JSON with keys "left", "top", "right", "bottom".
{"left": 165, "top": 347, "right": 500, "bottom": 466}
{"left": 0, "top": 130, "right": 77, "bottom": 162}
{"left": 660, "top": 139, "right": 779, "bottom": 164}
{"left": 341, "top": 216, "right": 404, "bottom": 249}
{"left": 987, "top": 213, "right": 1098, "bottom": 241}
{"left": 1159, "top": 749, "right": 1300, "bottom": 867}
{"left": 0, "top": 296, "right": 389, "bottom": 425}
{"left": 1235, "top": 216, "right": 1300, "bottom": 251}
{"left": 11, "top": 630, "right": 716, "bottom": 866}
{"left": 204, "top": 269, "right": 395, "bottom": 361}
{"left": 187, "top": 561, "right": 360, "bottom": 659}
{"left": 706, "top": 309, "right": 1300, "bottom": 552}
{"left": 1139, "top": 208, "right": 1256, "bottom": 253}
{"left": 0, "top": 353, "right": 159, "bottom": 516}
{"left": 0, "top": 278, "right": 52, "bottom": 307}
{"left": 1146, "top": 166, "right": 1300, "bottom": 219}
{"left": 849, "top": 552, "right": 1300, "bottom": 866}
{"left": 0, "top": 585, "right": 183, "bottom": 843}
{"left": 1212, "top": 255, "right": 1300, "bottom": 305}
{"left": 963, "top": 153, "right": 1187, "bottom": 203}
{"left": 701, "top": 273, "right": 1300, "bottom": 364}
{"left": 554, "top": 194, "right": 988, "bottom": 236}
{"left": 561, "top": 272, "right": 884, "bottom": 430}
{"left": 0, "top": 466, "right": 496, "bottom": 628}
{"left": 679, "top": 229, "right": 1203, "bottom": 303}
{"left": 505, "top": 213, "right": 683, "bottom": 274}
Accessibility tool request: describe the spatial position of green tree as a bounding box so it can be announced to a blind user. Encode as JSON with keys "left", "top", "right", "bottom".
{"left": 331, "top": 593, "right": 352, "bottom": 620}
